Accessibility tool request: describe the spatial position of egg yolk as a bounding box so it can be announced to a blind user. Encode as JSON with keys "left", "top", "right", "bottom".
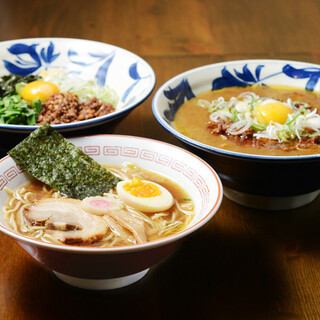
{"left": 20, "top": 80, "right": 59, "bottom": 102}
{"left": 124, "top": 178, "right": 161, "bottom": 198}
{"left": 253, "top": 101, "right": 293, "bottom": 125}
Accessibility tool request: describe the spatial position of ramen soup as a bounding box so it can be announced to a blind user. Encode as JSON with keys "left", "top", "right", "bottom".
{"left": 173, "top": 85, "right": 320, "bottom": 156}
{"left": 3, "top": 163, "right": 194, "bottom": 247}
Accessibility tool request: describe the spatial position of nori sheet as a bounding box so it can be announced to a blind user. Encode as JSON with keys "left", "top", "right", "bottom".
{"left": 8, "top": 125, "right": 120, "bottom": 199}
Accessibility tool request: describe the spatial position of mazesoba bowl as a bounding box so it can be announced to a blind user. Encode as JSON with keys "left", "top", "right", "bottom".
{"left": 152, "top": 60, "right": 320, "bottom": 210}
{"left": 0, "top": 135, "right": 222, "bottom": 290}
{"left": 0, "top": 38, "right": 155, "bottom": 133}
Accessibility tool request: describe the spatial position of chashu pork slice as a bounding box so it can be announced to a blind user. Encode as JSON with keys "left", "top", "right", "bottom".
{"left": 25, "top": 198, "right": 107, "bottom": 245}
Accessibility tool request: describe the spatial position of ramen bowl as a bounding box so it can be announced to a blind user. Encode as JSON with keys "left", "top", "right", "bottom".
{"left": 0, "top": 135, "right": 222, "bottom": 290}
{"left": 0, "top": 37, "right": 155, "bottom": 133}
{"left": 152, "top": 59, "right": 320, "bottom": 210}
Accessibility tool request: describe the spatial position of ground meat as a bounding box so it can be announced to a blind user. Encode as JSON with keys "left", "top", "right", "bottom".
{"left": 232, "top": 134, "right": 318, "bottom": 151}
{"left": 37, "top": 93, "right": 115, "bottom": 125}
{"left": 207, "top": 121, "right": 320, "bottom": 151}
{"left": 207, "top": 120, "right": 230, "bottom": 134}
{"left": 77, "top": 97, "right": 115, "bottom": 121}
{"left": 208, "top": 120, "right": 254, "bottom": 137}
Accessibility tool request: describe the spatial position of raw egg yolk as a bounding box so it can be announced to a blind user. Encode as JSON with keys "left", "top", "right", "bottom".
{"left": 254, "top": 101, "right": 293, "bottom": 125}
{"left": 20, "top": 80, "right": 59, "bottom": 102}
{"left": 123, "top": 178, "right": 161, "bottom": 198}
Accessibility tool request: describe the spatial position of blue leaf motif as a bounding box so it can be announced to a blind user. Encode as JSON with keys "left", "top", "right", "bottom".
{"left": 212, "top": 67, "right": 248, "bottom": 90}
{"left": 40, "top": 48, "right": 46, "bottom": 62}
{"left": 3, "top": 43, "right": 41, "bottom": 76}
{"left": 47, "top": 42, "right": 54, "bottom": 60}
{"left": 67, "top": 49, "right": 92, "bottom": 66}
{"left": 234, "top": 64, "right": 256, "bottom": 82}
{"left": 255, "top": 64, "right": 264, "bottom": 81}
{"left": 306, "top": 75, "right": 320, "bottom": 91}
{"left": 3, "top": 61, "right": 39, "bottom": 76}
{"left": 68, "top": 49, "right": 78, "bottom": 57}
{"left": 129, "top": 62, "right": 141, "bottom": 80}
{"left": 8, "top": 43, "right": 40, "bottom": 66}
{"left": 40, "top": 42, "right": 60, "bottom": 64}
{"left": 212, "top": 65, "right": 265, "bottom": 90}
{"left": 163, "top": 79, "right": 195, "bottom": 121}
{"left": 8, "top": 43, "right": 38, "bottom": 57}
{"left": 282, "top": 64, "right": 320, "bottom": 91}
{"left": 282, "top": 64, "right": 320, "bottom": 78}
{"left": 68, "top": 49, "right": 112, "bottom": 67}
{"left": 95, "top": 51, "right": 115, "bottom": 86}
{"left": 89, "top": 52, "right": 108, "bottom": 59}
{"left": 121, "top": 62, "right": 151, "bottom": 102}
{"left": 121, "top": 80, "right": 139, "bottom": 103}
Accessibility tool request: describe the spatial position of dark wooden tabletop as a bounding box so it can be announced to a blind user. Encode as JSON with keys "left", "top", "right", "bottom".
{"left": 1, "top": 0, "right": 320, "bottom": 319}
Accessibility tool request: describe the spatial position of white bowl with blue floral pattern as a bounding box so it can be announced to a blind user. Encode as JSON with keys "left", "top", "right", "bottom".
{"left": 152, "top": 59, "right": 320, "bottom": 210}
{"left": 0, "top": 38, "right": 155, "bottom": 132}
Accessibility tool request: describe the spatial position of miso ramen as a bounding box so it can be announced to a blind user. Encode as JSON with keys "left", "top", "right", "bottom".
{"left": 173, "top": 85, "right": 320, "bottom": 156}
{"left": 3, "top": 163, "right": 194, "bottom": 247}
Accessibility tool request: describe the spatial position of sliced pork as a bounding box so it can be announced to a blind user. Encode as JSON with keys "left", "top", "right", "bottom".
{"left": 25, "top": 198, "right": 107, "bottom": 244}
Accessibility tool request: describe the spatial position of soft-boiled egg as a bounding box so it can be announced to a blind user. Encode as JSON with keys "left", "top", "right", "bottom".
{"left": 20, "top": 80, "right": 59, "bottom": 102}
{"left": 116, "top": 177, "right": 174, "bottom": 213}
{"left": 253, "top": 99, "right": 293, "bottom": 125}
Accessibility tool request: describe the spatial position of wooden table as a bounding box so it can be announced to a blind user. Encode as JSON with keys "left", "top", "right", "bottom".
{"left": 1, "top": 0, "right": 320, "bottom": 319}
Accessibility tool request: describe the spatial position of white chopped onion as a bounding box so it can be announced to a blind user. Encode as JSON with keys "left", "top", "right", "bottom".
{"left": 197, "top": 99, "right": 215, "bottom": 109}
{"left": 303, "top": 117, "right": 320, "bottom": 130}
{"left": 235, "top": 101, "right": 249, "bottom": 112}
{"left": 227, "top": 120, "right": 252, "bottom": 135}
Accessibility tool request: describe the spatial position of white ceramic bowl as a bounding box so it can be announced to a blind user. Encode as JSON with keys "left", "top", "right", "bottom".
{"left": 0, "top": 135, "right": 222, "bottom": 290}
{"left": 152, "top": 60, "right": 320, "bottom": 210}
{"left": 0, "top": 38, "right": 155, "bottom": 132}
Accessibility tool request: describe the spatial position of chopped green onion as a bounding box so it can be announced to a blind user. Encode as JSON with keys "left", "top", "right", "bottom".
{"left": 251, "top": 122, "right": 267, "bottom": 132}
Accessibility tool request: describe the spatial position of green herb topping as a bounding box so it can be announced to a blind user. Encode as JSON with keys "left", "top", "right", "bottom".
{"left": 0, "top": 74, "right": 39, "bottom": 98}
{"left": 0, "top": 74, "right": 42, "bottom": 125}
{"left": 0, "top": 95, "right": 41, "bottom": 125}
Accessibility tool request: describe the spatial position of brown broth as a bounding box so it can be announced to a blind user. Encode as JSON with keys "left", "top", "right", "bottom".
{"left": 4, "top": 164, "right": 194, "bottom": 247}
{"left": 173, "top": 85, "right": 320, "bottom": 156}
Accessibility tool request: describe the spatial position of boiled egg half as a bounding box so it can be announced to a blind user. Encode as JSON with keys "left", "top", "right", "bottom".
{"left": 116, "top": 177, "right": 174, "bottom": 213}
{"left": 20, "top": 80, "right": 59, "bottom": 102}
{"left": 253, "top": 98, "right": 293, "bottom": 125}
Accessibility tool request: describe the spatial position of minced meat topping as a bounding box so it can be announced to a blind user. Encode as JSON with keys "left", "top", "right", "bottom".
{"left": 37, "top": 93, "right": 115, "bottom": 124}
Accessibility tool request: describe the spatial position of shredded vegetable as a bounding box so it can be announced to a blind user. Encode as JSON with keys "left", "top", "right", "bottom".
{"left": 41, "top": 68, "right": 118, "bottom": 107}
{"left": 199, "top": 92, "right": 320, "bottom": 142}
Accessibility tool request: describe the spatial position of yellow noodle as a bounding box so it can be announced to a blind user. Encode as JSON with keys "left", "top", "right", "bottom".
{"left": 2, "top": 165, "right": 194, "bottom": 247}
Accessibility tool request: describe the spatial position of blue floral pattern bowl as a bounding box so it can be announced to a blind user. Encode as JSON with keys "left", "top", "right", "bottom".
{"left": 152, "top": 60, "right": 320, "bottom": 210}
{"left": 0, "top": 38, "right": 156, "bottom": 132}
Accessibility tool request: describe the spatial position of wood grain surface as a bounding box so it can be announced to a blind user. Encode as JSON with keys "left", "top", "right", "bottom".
{"left": 1, "top": 0, "right": 320, "bottom": 319}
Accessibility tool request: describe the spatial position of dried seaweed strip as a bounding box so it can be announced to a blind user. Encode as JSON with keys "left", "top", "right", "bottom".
{"left": 8, "top": 125, "right": 120, "bottom": 199}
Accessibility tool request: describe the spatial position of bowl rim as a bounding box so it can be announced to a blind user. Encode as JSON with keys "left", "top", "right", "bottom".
{"left": 152, "top": 58, "right": 320, "bottom": 161}
{"left": 0, "top": 37, "right": 156, "bottom": 132}
{"left": 0, "top": 134, "right": 223, "bottom": 254}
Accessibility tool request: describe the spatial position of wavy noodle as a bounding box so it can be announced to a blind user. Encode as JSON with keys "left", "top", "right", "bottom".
{"left": 3, "top": 164, "right": 194, "bottom": 247}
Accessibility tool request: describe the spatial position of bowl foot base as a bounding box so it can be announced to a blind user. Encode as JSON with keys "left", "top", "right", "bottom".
{"left": 224, "top": 187, "right": 320, "bottom": 210}
{"left": 53, "top": 268, "right": 150, "bottom": 290}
